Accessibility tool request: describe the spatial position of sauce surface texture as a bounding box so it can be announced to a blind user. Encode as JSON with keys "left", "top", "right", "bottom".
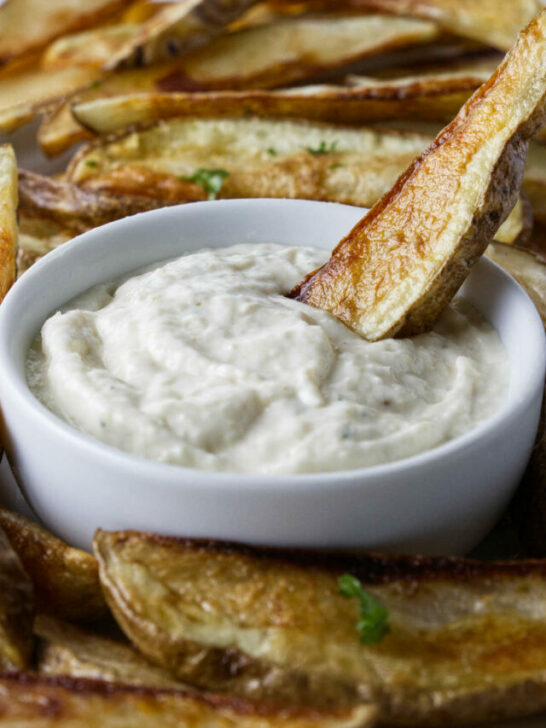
{"left": 27, "top": 244, "right": 507, "bottom": 474}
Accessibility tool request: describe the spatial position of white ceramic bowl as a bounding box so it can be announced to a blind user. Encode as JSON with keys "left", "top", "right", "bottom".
{"left": 0, "top": 200, "right": 544, "bottom": 555}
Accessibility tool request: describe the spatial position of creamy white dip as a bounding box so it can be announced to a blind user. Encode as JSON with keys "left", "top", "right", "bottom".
{"left": 27, "top": 243, "right": 508, "bottom": 474}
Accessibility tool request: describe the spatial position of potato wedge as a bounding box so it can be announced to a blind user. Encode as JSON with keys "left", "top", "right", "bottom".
{"left": 0, "top": 61, "right": 99, "bottom": 135}
{"left": 291, "top": 11, "right": 546, "bottom": 340}
{"left": 0, "top": 525, "right": 33, "bottom": 670}
{"left": 42, "top": 24, "right": 142, "bottom": 71}
{"left": 36, "top": 614, "right": 187, "bottom": 688}
{"left": 108, "top": 0, "right": 261, "bottom": 70}
{"left": 0, "top": 0, "right": 134, "bottom": 66}
{"left": 70, "top": 63, "right": 498, "bottom": 137}
{"left": 0, "top": 674, "right": 376, "bottom": 728}
{"left": 524, "top": 141, "right": 546, "bottom": 225}
{"left": 17, "top": 213, "right": 73, "bottom": 277}
{"left": 19, "top": 169, "right": 167, "bottom": 233}
{"left": 270, "top": 0, "right": 543, "bottom": 51}
{"left": 485, "top": 241, "right": 546, "bottom": 324}
{"left": 0, "top": 507, "right": 107, "bottom": 622}
{"left": 95, "top": 530, "right": 546, "bottom": 726}
{"left": 66, "top": 117, "right": 434, "bottom": 204}
{"left": 0, "top": 144, "right": 17, "bottom": 302}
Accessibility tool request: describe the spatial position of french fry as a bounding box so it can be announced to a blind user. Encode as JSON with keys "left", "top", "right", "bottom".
{"left": 0, "top": 526, "right": 33, "bottom": 670}
{"left": 70, "top": 62, "right": 497, "bottom": 136}
{"left": 0, "top": 144, "right": 17, "bottom": 302}
{"left": 0, "top": 507, "right": 107, "bottom": 622}
{"left": 107, "top": 0, "right": 262, "bottom": 70}
{"left": 35, "top": 614, "right": 187, "bottom": 689}
{"left": 42, "top": 24, "right": 142, "bottom": 71}
{"left": 291, "top": 11, "right": 546, "bottom": 340}
{"left": 0, "top": 674, "right": 376, "bottom": 728}
{"left": 268, "top": 0, "right": 543, "bottom": 51}
{"left": 0, "top": 0, "right": 135, "bottom": 66}
{"left": 95, "top": 530, "right": 546, "bottom": 726}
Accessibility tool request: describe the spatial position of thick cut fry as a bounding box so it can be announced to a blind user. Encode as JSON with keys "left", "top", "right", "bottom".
{"left": 291, "top": 12, "right": 546, "bottom": 340}
{"left": 108, "top": 0, "right": 261, "bottom": 69}
{"left": 0, "top": 145, "right": 17, "bottom": 302}
{"left": 0, "top": 62, "right": 99, "bottom": 134}
{"left": 524, "top": 141, "right": 546, "bottom": 225}
{"left": 17, "top": 213, "right": 73, "bottom": 277}
{"left": 0, "top": 508, "right": 107, "bottom": 622}
{"left": 19, "top": 170, "right": 167, "bottom": 233}
{"left": 0, "top": 674, "right": 376, "bottom": 728}
{"left": 0, "top": 526, "right": 33, "bottom": 670}
{"left": 95, "top": 530, "right": 546, "bottom": 726}
{"left": 42, "top": 25, "right": 141, "bottom": 71}
{"left": 269, "top": 0, "right": 543, "bottom": 51}
{"left": 36, "top": 614, "right": 187, "bottom": 688}
{"left": 71, "top": 63, "right": 497, "bottom": 136}
{"left": 0, "top": 0, "right": 134, "bottom": 66}
{"left": 485, "top": 241, "right": 546, "bottom": 324}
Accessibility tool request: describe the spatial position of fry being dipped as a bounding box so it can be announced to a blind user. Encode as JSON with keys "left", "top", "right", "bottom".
{"left": 291, "top": 10, "right": 546, "bottom": 340}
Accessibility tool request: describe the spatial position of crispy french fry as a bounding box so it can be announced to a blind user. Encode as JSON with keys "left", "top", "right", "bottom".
{"left": 524, "top": 141, "right": 546, "bottom": 225}
{"left": 0, "top": 507, "right": 107, "bottom": 622}
{"left": 35, "top": 614, "right": 187, "bottom": 688}
{"left": 291, "top": 11, "right": 546, "bottom": 340}
{"left": 0, "top": 526, "right": 33, "bottom": 670}
{"left": 17, "top": 213, "right": 73, "bottom": 277}
{"left": 95, "top": 530, "right": 546, "bottom": 726}
{"left": 42, "top": 24, "right": 142, "bottom": 71}
{"left": 0, "top": 674, "right": 376, "bottom": 728}
{"left": 0, "top": 144, "right": 17, "bottom": 302}
{"left": 0, "top": 0, "right": 134, "bottom": 66}
{"left": 268, "top": 0, "right": 543, "bottom": 51}
{"left": 107, "top": 0, "right": 261, "bottom": 70}
{"left": 70, "top": 63, "right": 498, "bottom": 136}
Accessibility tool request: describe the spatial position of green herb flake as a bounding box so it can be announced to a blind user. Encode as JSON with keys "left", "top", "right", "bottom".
{"left": 329, "top": 162, "right": 344, "bottom": 170}
{"left": 179, "top": 168, "right": 230, "bottom": 200}
{"left": 338, "top": 574, "right": 390, "bottom": 646}
{"left": 89, "top": 80, "right": 102, "bottom": 89}
{"left": 85, "top": 160, "right": 98, "bottom": 168}
{"left": 305, "top": 140, "right": 338, "bottom": 156}
{"left": 266, "top": 147, "right": 277, "bottom": 156}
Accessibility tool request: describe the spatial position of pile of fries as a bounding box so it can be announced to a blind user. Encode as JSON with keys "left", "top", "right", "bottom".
{"left": 0, "top": 0, "right": 546, "bottom": 725}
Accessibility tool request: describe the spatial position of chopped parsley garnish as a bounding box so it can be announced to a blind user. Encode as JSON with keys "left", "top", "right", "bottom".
{"left": 85, "top": 160, "right": 98, "bottom": 168}
{"left": 329, "top": 162, "right": 344, "bottom": 170}
{"left": 338, "top": 574, "right": 390, "bottom": 646}
{"left": 179, "top": 168, "right": 230, "bottom": 200}
{"left": 89, "top": 80, "right": 102, "bottom": 89}
{"left": 267, "top": 147, "right": 277, "bottom": 156}
{"left": 305, "top": 140, "right": 338, "bottom": 156}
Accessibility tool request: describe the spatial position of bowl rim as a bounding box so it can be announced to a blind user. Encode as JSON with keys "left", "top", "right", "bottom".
{"left": 0, "top": 198, "right": 544, "bottom": 490}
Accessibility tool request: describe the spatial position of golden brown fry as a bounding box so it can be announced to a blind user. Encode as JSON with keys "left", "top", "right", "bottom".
{"left": 16, "top": 213, "right": 73, "bottom": 277}
{"left": 269, "top": 0, "right": 543, "bottom": 51}
{"left": 291, "top": 11, "right": 546, "bottom": 340}
{"left": 42, "top": 24, "right": 141, "bottom": 71}
{"left": 492, "top": 195, "right": 533, "bottom": 246}
{"left": 95, "top": 529, "right": 546, "bottom": 727}
{"left": 108, "top": 0, "right": 261, "bottom": 70}
{"left": 485, "top": 241, "right": 546, "bottom": 324}
{"left": 70, "top": 63, "right": 497, "bottom": 136}
{"left": 523, "top": 141, "right": 546, "bottom": 225}
{"left": 0, "top": 526, "right": 33, "bottom": 670}
{"left": 19, "top": 169, "right": 167, "bottom": 233}
{"left": 0, "top": 674, "right": 376, "bottom": 728}
{"left": 0, "top": 0, "right": 134, "bottom": 66}
{"left": 0, "top": 144, "right": 17, "bottom": 302}
{"left": 0, "top": 61, "right": 98, "bottom": 135}
{"left": 36, "top": 614, "right": 187, "bottom": 688}
{"left": 0, "top": 507, "right": 107, "bottom": 622}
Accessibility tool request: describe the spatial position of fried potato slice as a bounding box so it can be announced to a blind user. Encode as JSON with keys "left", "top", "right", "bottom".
{"left": 0, "top": 61, "right": 99, "bottom": 135}
{"left": 291, "top": 11, "right": 546, "bottom": 340}
{"left": 485, "top": 241, "right": 546, "bottom": 324}
{"left": 35, "top": 614, "right": 187, "bottom": 688}
{"left": 0, "top": 508, "right": 107, "bottom": 622}
{"left": 523, "top": 141, "right": 546, "bottom": 225}
{"left": 270, "top": 0, "right": 543, "bottom": 51}
{"left": 0, "top": 674, "right": 376, "bottom": 728}
{"left": 95, "top": 530, "right": 546, "bottom": 726}
{"left": 0, "top": 144, "right": 17, "bottom": 302}
{"left": 0, "top": 525, "right": 33, "bottom": 670}
{"left": 42, "top": 24, "right": 141, "bottom": 71}
{"left": 66, "top": 117, "right": 433, "bottom": 204}
{"left": 108, "top": 0, "right": 261, "bottom": 70}
{"left": 0, "top": 0, "right": 134, "bottom": 66}
{"left": 19, "top": 169, "right": 166, "bottom": 233}
{"left": 17, "top": 212, "right": 73, "bottom": 277}
{"left": 70, "top": 63, "right": 497, "bottom": 137}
